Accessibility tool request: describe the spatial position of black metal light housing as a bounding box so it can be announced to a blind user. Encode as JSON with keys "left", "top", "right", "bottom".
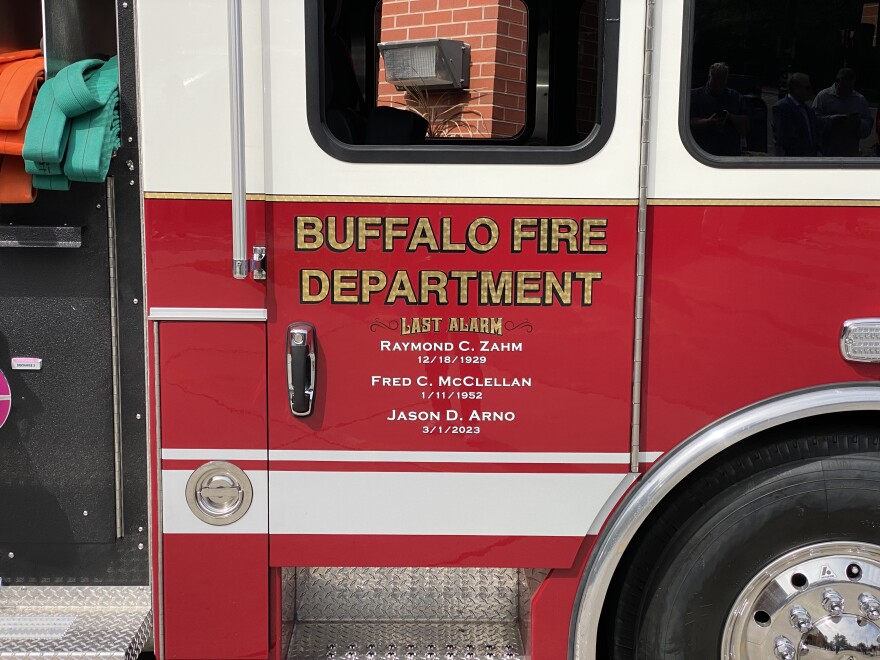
{"left": 378, "top": 38, "right": 471, "bottom": 91}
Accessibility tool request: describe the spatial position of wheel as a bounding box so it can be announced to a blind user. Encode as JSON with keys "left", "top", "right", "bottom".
{"left": 606, "top": 425, "right": 880, "bottom": 659}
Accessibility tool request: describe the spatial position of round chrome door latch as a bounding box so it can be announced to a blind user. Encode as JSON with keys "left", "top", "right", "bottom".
{"left": 185, "top": 461, "right": 253, "bottom": 525}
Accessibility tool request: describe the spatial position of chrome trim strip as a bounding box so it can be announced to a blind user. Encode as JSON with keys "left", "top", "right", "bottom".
{"left": 147, "top": 307, "right": 267, "bottom": 321}
{"left": 571, "top": 383, "right": 880, "bottom": 659}
{"left": 162, "top": 448, "right": 267, "bottom": 462}
{"left": 228, "top": 0, "right": 248, "bottom": 279}
{"left": 629, "top": 0, "right": 656, "bottom": 472}
{"left": 107, "top": 178, "right": 124, "bottom": 539}
{"left": 267, "top": 450, "right": 637, "bottom": 464}
{"left": 151, "top": 323, "right": 164, "bottom": 660}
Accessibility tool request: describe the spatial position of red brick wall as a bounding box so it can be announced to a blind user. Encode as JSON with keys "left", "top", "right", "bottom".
{"left": 377, "top": 0, "right": 528, "bottom": 138}
{"left": 863, "top": 3, "right": 878, "bottom": 46}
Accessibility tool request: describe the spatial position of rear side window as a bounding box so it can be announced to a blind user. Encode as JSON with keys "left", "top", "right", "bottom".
{"left": 685, "top": 0, "right": 880, "bottom": 162}
{"left": 305, "top": 0, "right": 617, "bottom": 163}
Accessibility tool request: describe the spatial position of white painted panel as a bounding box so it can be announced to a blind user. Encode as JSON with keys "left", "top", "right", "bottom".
{"left": 261, "top": 0, "right": 644, "bottom": 200}
{"left": 649, "top": 0, "right": 879, "bottom": 201}
{"left": 162, "top": 449, "right": 267, "bottom": 461}
{"left": 268, "top": 450, "right": 632, "bottom": 464}
{"left": 137, "top": 0, "right": 265, "bottom": 193}
{"left": 269, "top": 472, "right": 627, "bottom": 536}
{"left": 162, "top": 470, "right": 268, "bottom": 534}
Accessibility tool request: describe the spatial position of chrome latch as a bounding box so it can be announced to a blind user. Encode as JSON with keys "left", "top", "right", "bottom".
{"left": 287, "top": 323, "right": 317, "bottom": 417}
{"left": 185, "top": 462, "right": 253, "bottom": 525}
{"left": 251, "top": 246, "right": 267, "bottom": 280}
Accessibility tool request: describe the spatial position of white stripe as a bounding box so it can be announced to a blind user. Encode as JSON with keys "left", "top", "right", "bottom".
{"left": 148, "top": 307, "right": 267, "bottom": 321}
{"left": 162, "top": 449, "right": 665, "bottom": 466}
{"left": 0, "top": 395, "right": 10, "bottom": 401}
{"left": 588, "top": 474, "right": 638, "bottom": 535}
{"left": 269, "top": 472, "right": 628, "bottom": 536}
{"left": 162, "top": 448, "right": 266, "bottom": 461}
{"left": 162, "top": 470, "right": 268, "bottom": 534}
{"left": 268, "top": 450, "right": 632, "bottom": 464}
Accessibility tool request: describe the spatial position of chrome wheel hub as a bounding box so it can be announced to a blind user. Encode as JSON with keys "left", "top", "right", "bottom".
{"left": 722, "top": 542, "right": 880, "bottom": 659}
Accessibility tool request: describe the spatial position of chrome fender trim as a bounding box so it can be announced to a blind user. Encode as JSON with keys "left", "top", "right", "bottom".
{"left": 570, "top": 383, "right": 880, "bottom": 659}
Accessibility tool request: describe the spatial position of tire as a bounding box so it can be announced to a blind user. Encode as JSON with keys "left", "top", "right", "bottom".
{"left": 607, "top": 425, "right": 880, "bottom": 659}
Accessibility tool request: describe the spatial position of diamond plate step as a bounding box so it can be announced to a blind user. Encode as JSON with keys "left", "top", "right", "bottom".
{"left": 294, "top": 568, "right": 519, "bottom": 622}
{"left": 287, "top": 622, "right": 523, "bottom": 660}
{"left": 0, "top": 586, "right": 151, "bottom": 659}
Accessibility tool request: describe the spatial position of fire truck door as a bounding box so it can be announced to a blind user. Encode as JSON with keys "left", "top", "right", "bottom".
{"left": 263, "top": 0, "right": 644, "bottom": 565}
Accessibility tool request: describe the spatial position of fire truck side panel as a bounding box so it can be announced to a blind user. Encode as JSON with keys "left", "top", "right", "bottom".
{"left": 136, "top": 0, "right": 266, "bottom": 196}
{"left": 145, "top": 198, "right": 267, "bottom": 310}
{"left": 157, "top": 321, "right": 269, "bottom": 659}
{"left": 157, "top": 322, "right": 268, "bottom": 453}
{"left": 162, "top": 534, "right": 269, "bottom": 660}
{"left": 265, "top": 201, "right": 638, "bottom": 567}
{"left": 642, "top": 204, "right": 880, "bottom": 456}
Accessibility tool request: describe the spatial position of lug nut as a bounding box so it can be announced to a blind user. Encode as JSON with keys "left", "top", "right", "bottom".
{"left": 822, "top": 588, "right": 845, "bottom": 615}
{"left": 860, "top": 593, "right": 880, "bottom": 619}
{"left": 774, "top": 636, "right": 796, "bottom": 660}
{"left": 789, "top": 605, "right": 813, "bottom": 632}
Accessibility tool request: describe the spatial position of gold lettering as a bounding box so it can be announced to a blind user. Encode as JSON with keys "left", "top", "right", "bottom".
{"left": 581, "top": 219, "right": 608, "bottom": 253}
{"left": 360, "top": 270, "right": 387, "bottom": 303}
{"left": 384, "top": 217, "right": 409, "bottom": 251}
{"left": 512, "top": 218, "right": 539, "bottom": 252}
{"left": 332, "top": 269, "right": 359, "bottom": 303}
{"left": 573, "top": 271, "right": 602, "bottom": 305}
{"left": 467, "top": 217, "right": 499, "bottom": 253}
{"left": 448, "top": 271, "right": 478, "bottom": 304}
{"left": 480, "top": 272, "right": 513, "bottom": 305}
{"left": 408, "top": 217, "right": 440, "bottom": 252}
{"left": 515, "top": 271, "right": 542, "bottom": 305}
{"left": 301, "top": 269, "right": 330, "bottom": 302}
{"left": 295, "top": 216, "right": 324, "bottom": 250}
{"left": 419, "top": 271, "right": 448, "bottom": 304}
{"left": 356, "top": 217, "right": 382, "bottom": 251}
{"left": 440, "top": 218, "right": 466, "bottom": 252}
{"left": 387, "top": 271, "right": 417, "bottom": 304}
{"left": 326, "top": 216, "right": 355, "bottom": 251}
{"left": 550, "top": 218, "right": 579, "bottom": 253}
{"left": 543, "top": 271, "right": 573, "bottom": 305}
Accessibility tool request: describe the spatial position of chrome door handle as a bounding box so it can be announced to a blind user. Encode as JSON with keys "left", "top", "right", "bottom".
{"left": 287, "top": 323, "right": 317, "bottom": 417}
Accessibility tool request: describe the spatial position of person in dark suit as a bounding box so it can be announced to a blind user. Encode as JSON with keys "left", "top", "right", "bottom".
{"left": 772, "top": 73, "right": 819, "bottom": 157}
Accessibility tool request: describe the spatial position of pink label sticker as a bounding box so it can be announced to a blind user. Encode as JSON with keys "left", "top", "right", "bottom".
{"left": 0, "top": 368, "right": 10, "bottom": 429}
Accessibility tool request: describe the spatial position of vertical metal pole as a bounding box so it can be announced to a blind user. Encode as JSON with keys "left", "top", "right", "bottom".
{"left": 229, "top": 0, "right": 248, "bottom": 279}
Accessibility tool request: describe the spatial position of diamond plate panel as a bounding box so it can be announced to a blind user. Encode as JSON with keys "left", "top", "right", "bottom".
{"left": 287, "top": 622, "right": 523, "bottom": 660}
{"left": 295, "top": 568, "right": 518, "bottom": 622}
{"left": 0, "top": 586, "right": 150, "bottom": 609}
{"left": 0, "top": 616, "right": 75, "bottom": 640}
{"left": 0, "top": 586, "right": 151, "bottom": 659}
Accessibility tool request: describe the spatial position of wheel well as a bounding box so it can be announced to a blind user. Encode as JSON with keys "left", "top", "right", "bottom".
{"left": 595, "top": 409, "right": 880, "bottom": 656}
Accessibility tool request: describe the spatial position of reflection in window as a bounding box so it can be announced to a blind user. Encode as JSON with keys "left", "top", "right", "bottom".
{"left": 688, "top": 0, "right": 880, "bottom": 158}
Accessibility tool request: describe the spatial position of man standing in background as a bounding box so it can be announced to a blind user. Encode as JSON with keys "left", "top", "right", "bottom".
{"left": 813, "top": 68, "right": 874, "bottom": 156}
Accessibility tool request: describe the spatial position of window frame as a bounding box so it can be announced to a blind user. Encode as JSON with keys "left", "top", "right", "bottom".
{"left": 679, "top": 0, "right": 880, "bottom": 169}
{"left": 304, "top": 0, "right": 619, "bottom": 164}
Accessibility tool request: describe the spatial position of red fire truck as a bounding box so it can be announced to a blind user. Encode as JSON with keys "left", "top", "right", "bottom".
{"left": 3, "top": 0, "right": 880, "bottom": 658}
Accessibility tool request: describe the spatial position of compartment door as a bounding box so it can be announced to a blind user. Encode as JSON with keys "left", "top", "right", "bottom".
{"left": 264, "top": 0, "right": 644, "bottom": 566}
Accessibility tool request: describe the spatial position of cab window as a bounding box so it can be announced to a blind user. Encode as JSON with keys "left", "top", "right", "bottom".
{"left": 686, "top": 0, "right": 880, "bottom": 161}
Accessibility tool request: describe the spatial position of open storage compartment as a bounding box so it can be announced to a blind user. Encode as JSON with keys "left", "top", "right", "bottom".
{"left": 0, "top": 1, "right": 150, "bottom": 657}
